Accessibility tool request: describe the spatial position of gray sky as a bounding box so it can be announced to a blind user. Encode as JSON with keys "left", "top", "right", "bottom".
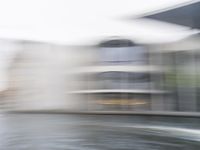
{"left": 0, "top": 0, "right": 198, "bottom": 44}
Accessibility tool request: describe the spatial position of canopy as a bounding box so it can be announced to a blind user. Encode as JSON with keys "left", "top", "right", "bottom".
{"left": 143, "top": 1, "right": 200, "bottom": 29}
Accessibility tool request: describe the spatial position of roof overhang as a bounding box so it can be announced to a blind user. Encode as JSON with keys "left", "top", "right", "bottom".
{"left": 141, "top": 1, "right": 200, "bottom": 29}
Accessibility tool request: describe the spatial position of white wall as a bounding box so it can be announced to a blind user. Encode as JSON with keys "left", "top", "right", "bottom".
{"left": 3, "top": 41, "right": 97, "bottom": 111}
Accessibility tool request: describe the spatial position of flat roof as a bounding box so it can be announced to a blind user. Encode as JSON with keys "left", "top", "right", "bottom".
{"left": 142, "top": 1, "right": 200, "bottom": 29}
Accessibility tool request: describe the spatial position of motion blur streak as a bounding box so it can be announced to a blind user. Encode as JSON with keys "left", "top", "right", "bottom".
{"left": 0, "top": 0, "right": 200, "bottom": 149}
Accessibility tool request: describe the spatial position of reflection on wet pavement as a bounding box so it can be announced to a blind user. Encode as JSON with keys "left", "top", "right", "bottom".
{"left": 0, "top": 114, "right": 200, "bottom": 150}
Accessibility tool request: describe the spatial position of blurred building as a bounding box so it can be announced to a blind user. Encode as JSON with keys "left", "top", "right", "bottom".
{"left": 0, "top": 38, "right": 165, "bottom": 112}
{"left": 0, "top": 34, "right": 200, "bottom": 112}
{"left": 72, "top": 38, "right": 168, "bottom": 111}
{"left": 150, "top": 34, "right": 200, "bottom": 112}
{"left": 0, "top": 40, "right": 97, "bottom": 111}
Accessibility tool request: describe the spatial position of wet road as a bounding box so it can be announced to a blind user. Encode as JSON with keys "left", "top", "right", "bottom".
{"left": 0, "top": 113, "right": 200, "bottom": 149}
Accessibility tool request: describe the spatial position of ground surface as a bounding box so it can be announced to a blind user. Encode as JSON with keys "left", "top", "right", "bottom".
{"left": 0, "top": 114, "right": 200, "bottom": 150}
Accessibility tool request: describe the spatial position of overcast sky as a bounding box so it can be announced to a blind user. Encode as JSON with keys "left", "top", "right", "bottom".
{"left": 0, "top": 0, "right": 198, "bottom": 44}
